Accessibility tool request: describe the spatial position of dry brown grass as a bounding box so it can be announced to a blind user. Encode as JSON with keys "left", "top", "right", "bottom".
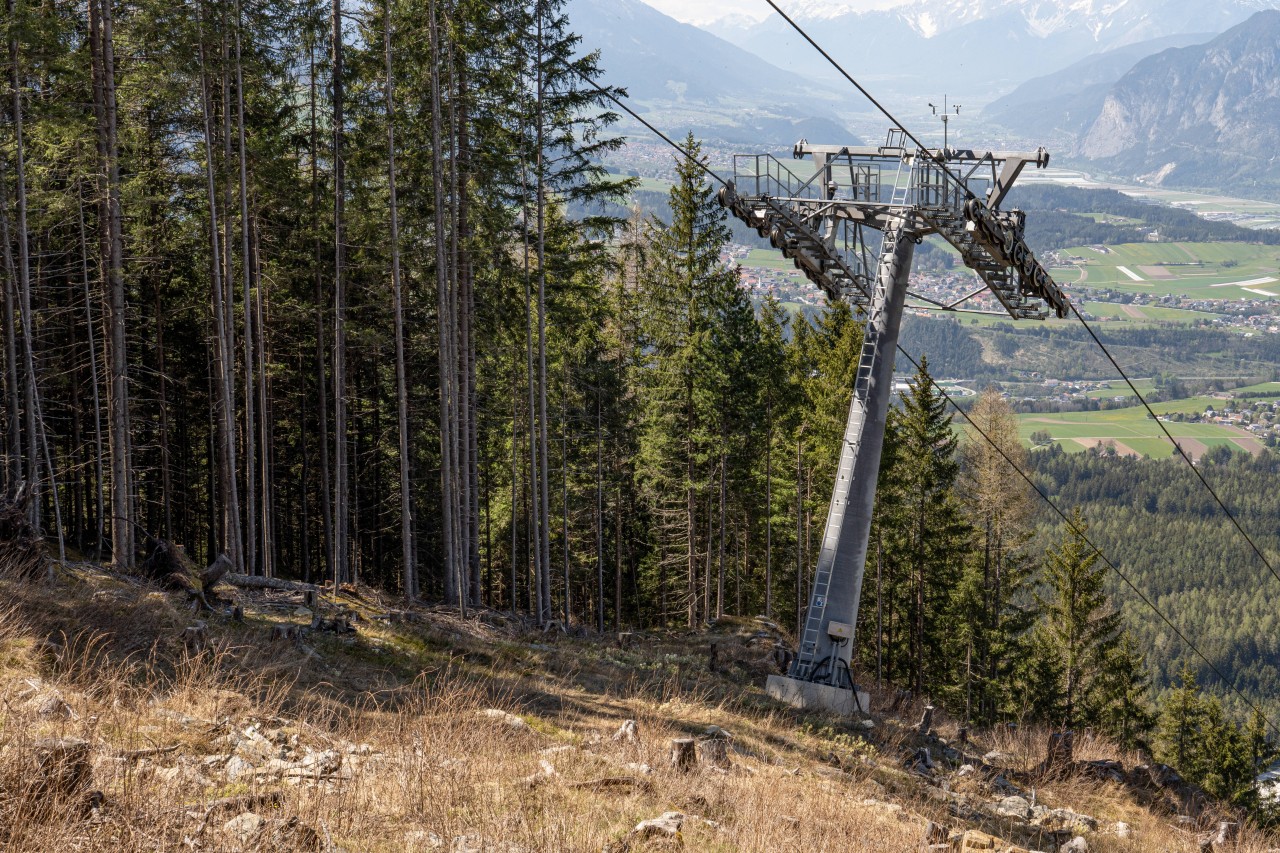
{"left": 1, "top": 568, "right": 1278, "bottom": 852}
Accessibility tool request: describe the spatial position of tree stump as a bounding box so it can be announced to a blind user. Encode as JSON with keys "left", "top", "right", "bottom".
{"left": 709, "top": 642, "right": 719, "bottom": 673}
{"left": 181, "top": 623, "right": 209, "bottom": 655}
{"left": 270, "top": 625, "right": 297, "bottom": 642}
{"left": 773, "top": 644, "right": 794, "bottom": 673}
{"left": 304, "top": 589, "right": 317, "bottom": 610}
{"left": 924, "top": 821, "right": 949, "bottom": 844}
{"left": 616, "top": 632, "right": 633, "bottom": 650}
{"left": 669, "top": 738, "right": 696, "bottom": 772}
{"left": 698, "top": 738, "right": 730, "bottom": 769}
{"left": 33, "top": 737, "right": 92, "bottom": 801}
{"left": 1044, "top": 731, "right": 1074, "bottom": 777}
{"left": 912, "top": 705, "right": 934, "bottom": 736}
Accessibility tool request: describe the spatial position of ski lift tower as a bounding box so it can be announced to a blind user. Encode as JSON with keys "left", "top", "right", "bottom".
{"left": 718, "top": 130, "right": 1070, "bottom": 714}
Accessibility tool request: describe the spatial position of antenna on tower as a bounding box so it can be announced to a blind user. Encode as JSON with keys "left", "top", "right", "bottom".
{"left": 928, "top": 95, "right": 961, "bottom": 155}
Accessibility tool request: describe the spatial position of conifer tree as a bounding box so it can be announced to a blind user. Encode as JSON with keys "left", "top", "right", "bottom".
{"left": 1035, "top": 509, "right": 1121, "bottom": 729}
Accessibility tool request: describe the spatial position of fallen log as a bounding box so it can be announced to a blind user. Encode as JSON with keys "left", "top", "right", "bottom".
{"left": 220, "top": 573, "right": 319, "bottom": 593}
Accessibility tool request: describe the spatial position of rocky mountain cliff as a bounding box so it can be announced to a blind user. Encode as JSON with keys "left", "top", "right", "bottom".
{"left": 1078, "top": 10, "right": 1280, "bottom": 197}
{"left": 982, "top": 32, "right": 1213, "bottom": 142}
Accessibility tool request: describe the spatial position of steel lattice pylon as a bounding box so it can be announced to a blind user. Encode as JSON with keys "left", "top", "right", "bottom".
{"left": 719, "top": 131, "right": 1069, "bottom": 713}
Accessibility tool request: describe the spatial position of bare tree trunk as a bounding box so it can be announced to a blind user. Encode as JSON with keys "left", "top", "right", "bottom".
{"left": 716, "top": 452, "right": 726, "bottom": 619}
{"left": 384, "top": 1, "right": 414, "bottom": 602}
{"left": 308, "top": 37, "right": 333, "bottom": 585}
{"left": 9, "top": 0, "right": 40, "bottom": 529}
{"left": 517, "top": 99, "right": 541, "bottom": 621}
{"left": 234, "top": 0, "right": 258, "bottom": 575}
{"left": 764, "top": 406, "right": 772, "bottom": 618}
{"left": 0, "top": 122, "right": 22, "bottom": 490}
{"left": 91, "top": 0, "right": 133, "bottom": 568}
{"left": 510, "top": 354, "right": 520, "bottom": 612}
{"left": 596, "top": 394, "right": 603, "bottom": 632}
{"left": 75, "top": 187, "right": 105, "bottom": 556}
{"left": 253, "top": 221, "right": 273, "bottom": 577}
{"left": 196, "top": 0, "right": 241, "bottom": 572}
{"left": 534, "top": 4, "right": 552, "bottom": 624}
{"left": 561, "top": 374, "right": 569, "bottom": 626}
{"left": 428, "top": 0, "right": 457, "bottom": 607}
{"left": 331, "top": 0, "right": 349, "bottom": 585}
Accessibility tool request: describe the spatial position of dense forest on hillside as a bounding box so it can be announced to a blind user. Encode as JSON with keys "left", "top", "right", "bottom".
{"left": 1007, "top": 185, "right": 1280, "bottom": 249}
{"left": 902, "top": 315, "right": 1280, "bottom": 385}
{"left": 1028, "top": 446, "right": 1280, "bottom": 723}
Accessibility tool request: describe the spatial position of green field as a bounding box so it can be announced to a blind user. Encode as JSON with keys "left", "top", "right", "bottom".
{"left": 1057, "top": 242, "right": 1280, "bottom": 298}
{"left": 941, "top": 299, "right": 1216, "bottom": 329}
{"left": 1018, "top": 404, "right": 1263, "bottom": 459}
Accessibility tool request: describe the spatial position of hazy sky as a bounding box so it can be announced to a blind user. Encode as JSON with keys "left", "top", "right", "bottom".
{"left": 637, "top": 0, "right": 904, "bottom": 25}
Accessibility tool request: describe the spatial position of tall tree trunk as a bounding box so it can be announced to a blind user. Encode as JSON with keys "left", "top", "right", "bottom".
{"left": 9, "top": 0, "right": 40, "bottom": 528}
{"left": 384, "top": 0, "right": 414, "bottom": 602}
{"left": 596, "top": 394, "right": 603, "bottom": 632}
{"left": 428, "top": 0, "right": 457, "bottom": 608}
{"left": 0, "top": 119, "right": 22, "bottom": 490}
{"left": 764, "top": 405, "right": 772, "bottom": 618}
{"left": 234, "top": 0, "right": 258, "bottom": 574}
{"left": 534, "top": 3, "right": 552, "bottom": 624}
{"left": 309, "top": 37, "right": 333, "bottom": 584}
{"left": 75, "top": 187, "right": 105, "bottom": 556}
{"left": 716, "top": 451, "right": 726, "bottom": 619}
{"left": 196, "top": 0, "right": 241, "bottom": 571}
{"left": 92, "top": 0, "right": 133, "bottom": 568}
{"left": 331, "top": 0, "right": 349, "bottom": 584}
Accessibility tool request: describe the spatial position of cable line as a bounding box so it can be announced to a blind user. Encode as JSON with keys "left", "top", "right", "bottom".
{"left": 758, "top": 0, "right": 1280, "bottom": 606}
{"left": 572, "top": 63, "right": 1280, "bottom": 732}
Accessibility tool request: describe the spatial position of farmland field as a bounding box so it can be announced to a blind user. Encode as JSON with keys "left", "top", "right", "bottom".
{"left": 1053, "top": 242, "right": 1280, "bottom": 297}
{"left": 1017, "top": 404, "right": 1264, "bottom": 459}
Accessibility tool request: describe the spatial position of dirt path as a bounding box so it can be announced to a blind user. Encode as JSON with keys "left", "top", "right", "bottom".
{"left": 1121, "top": 304, "right": 1145, "bottom": 319}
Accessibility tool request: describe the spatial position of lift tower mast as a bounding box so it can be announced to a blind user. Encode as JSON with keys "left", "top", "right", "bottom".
{"left": 719, "top": 131, "right": 1070, "bottom": 714}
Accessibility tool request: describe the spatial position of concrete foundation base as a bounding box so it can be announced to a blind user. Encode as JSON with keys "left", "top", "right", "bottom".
{"left": 766, "top": 674, "right": 869, "bottom": 716}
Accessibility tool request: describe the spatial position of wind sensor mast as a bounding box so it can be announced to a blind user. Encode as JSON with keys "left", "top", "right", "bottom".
{"left": 718, "top": 130, "right": 1069, "bottom": 713}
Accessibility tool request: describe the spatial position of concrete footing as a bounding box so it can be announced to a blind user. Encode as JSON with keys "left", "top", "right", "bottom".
{"left": 766, "top": 674, "right": 869, "bottom": 716}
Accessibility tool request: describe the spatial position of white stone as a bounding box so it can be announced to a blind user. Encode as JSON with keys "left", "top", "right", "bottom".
{"left": 222, "top": 812, "right": 265, "bottom": 844}
{"left": 1114, "top": 821, "right": 1132, "bottom": 838}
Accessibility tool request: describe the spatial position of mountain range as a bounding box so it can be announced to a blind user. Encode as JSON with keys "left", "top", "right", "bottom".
{"left": 566, "top": 0, "right": 857, "bottom": 145}
{"left": 706, "top": 0, "right": 1279, "bottom": 100}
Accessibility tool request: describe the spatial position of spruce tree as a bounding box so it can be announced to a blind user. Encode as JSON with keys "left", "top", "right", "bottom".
{"left": 1035, "top": 509, "right": 1121, "bottom": 729}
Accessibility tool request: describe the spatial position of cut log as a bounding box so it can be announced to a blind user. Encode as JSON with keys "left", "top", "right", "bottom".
{"left": 200, "top": 553, "right": 233, "bottom": 588}
{"left": 221, "top": 573, "right": 319, "bottom": 593}
{"left": 34, "top": 737, "right": 92, "bottom": 799}
{"left": 669, "top": 738, "right": 696, "bottom": 772}
{"left": 698, "top": 738, "right": 730, "bottom": 769}
{"left": 912, "top": 705, "right": 934, "bottom": 736}
{"left": 181, "top": 623, "right": 209, "bottom": 655}
{"left": 1043, "top": 731, "right": 1074, "bottom": 777}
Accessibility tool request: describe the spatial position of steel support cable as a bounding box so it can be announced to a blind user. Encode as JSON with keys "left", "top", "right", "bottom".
{"left": 575, "top": 66, "right": 1279, "bottom": 733}
{"left": 893, "top": 344, "right": 1280, "bottom": 736}
{"left": 756, "top": 1, "right": 1280, "bottom": 596}
{"left": 1065, "top": 301, "right": 1280, "bottom": 590}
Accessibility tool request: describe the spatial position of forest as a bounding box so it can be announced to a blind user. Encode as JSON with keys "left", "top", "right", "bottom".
{"left": 1008, "top": 185, "right": 1280, "bottom": 249}
{"left": 3, "top": 0, "right": 1279, "bottom": 812}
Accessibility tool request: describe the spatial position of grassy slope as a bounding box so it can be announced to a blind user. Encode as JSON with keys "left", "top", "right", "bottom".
{"left": 1, "top": 566, "right": 1273, "bottom": 852}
